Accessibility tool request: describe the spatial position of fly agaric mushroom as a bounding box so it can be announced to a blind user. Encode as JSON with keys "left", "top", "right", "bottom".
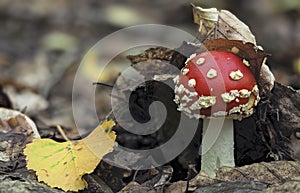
{"left": 173, "top": 50, "right": 260, "bottom": 178}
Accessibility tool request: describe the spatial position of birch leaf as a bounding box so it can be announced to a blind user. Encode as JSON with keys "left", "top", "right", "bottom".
{"left": 24, "top": 120, "right": 116, "bottom": 192}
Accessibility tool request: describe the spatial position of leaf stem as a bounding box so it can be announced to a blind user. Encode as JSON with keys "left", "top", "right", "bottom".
{"left": 56, "top": 125, "right": 70, "bottom": 142}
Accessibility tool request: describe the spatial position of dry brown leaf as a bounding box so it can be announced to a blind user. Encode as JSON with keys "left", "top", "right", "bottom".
{"left": 184, "top": 161, "right": 300, "bottom": 192}
{"left": 0, "top": 107, "right": 40, "bottom": 140}
{"left": 262, "top": 181, "right": 300, "bottom": 193}
{"left": 127, "top": 47, "right": 173, "bottom": 64}
{"left": 216, "top": 161, "right": 300, "bottom": 187}
{"left": 218, "top": 10, "right": 256, "bottom": 44}
{"left": 260, "top": 60, "right": 276, "bottom": 93}
{"left": 192, "top": 5, "right": 256, "bottom": 44}
{"left": 118, "top": 181, "right": 149, "bottom": 193}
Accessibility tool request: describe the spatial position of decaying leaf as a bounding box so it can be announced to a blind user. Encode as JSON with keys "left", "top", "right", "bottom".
{"left": 127, "top": 47, "right": 173, "bottom": 65}
{"left": 0, "top": 107, "right": 40, "bottom": 173}
{"left": 192, "top": 6, "right": 218, "bottom": 32}
{"left": 82, "top": 174, "right": 114, "bottom": 193}
{"left": 0, "top": 107, "right": 40, "bottom": 140}
{"left": 4, "top": 85, "right": 49, "bottom": 115}
{"left": 168, "top": 161, "right": 300, "bottom": 192}
{"left": 24, "top": 120, "right": 116, "bottom": 192}
{"left": 92, "top": 160, "right": 130, "bottom": 192}
{"left": 0, "top": 132, "right": 26, "bottom": 163}
{"left": 262, "top": 181, "right": 300, "bottom": 193}
{"left": 216, "top": 161, "right": 300, "bottom": 187}
{"left": 270, "top": 82, "right": 300, "bottom": 137}
{"left": 290, "top": 129, "right": 300, "bottom": 161}
{"left": 260, "top": 61, "right": 275, "bottom": 94}
{"left": 154, "top": 165, "right": 173, "bottom": 188}
{"left": 192, "top": 4, "right": 256, "bottom": 44}
{"left": 193, "top": 181, "right": 267, "bottom": 193}
{"left": 118, "top": 181, "right": 149, "bottom": 193}
{"left": 0, "top": 173, "right": 65, "bottom": 193}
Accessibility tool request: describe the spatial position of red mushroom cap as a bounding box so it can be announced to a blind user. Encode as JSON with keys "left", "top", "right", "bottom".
{"left": 173, "top": 51, "right": 260, "bottom": 120}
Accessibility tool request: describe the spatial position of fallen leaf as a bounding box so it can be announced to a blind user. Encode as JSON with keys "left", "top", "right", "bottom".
{"left": 127, "top": 47, "right": 173, "bottom": 65}
{"left": 193, "top": 181, "right": 267, "bottom": 193}
{"left": 118, "top": 181, "right": 150, "bottom": 193}
{"left": 4, "top": 85, "right": 48, "bottom": 115}
{"left": 0, "top": 107, "right": 40, "bottom": 139}
{"left": 0, "top": 132, "right": 26, "bottom": 163}
{"left": 192, "top": 5, "right": 256, "bottom": 44}
{"left": 178, "top": 161, "right": 300, "bottom": 192}
{"left": 24, "top": 120, "right": 116, "bottom": 192}
{"left": 216, "top": 161, "right": 300, "bottom": 187}
{"left": 192, "top": 6, "right": 218, "bottom": 37}
{"left": 262, "top": 181, "right": 300, "bottom": 193}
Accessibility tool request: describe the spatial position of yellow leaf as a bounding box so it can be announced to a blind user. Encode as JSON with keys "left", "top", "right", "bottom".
{"left": 24, "top": 120, "right": 116, "bottom": 192}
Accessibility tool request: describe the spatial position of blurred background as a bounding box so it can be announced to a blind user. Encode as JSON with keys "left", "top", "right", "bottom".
{"left": 0, "top": 0, "right": 299, "bottom": 130}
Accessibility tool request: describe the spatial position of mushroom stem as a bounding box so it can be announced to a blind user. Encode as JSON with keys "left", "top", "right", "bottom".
{"left": 201, "top": 118, "right": 235, "bottom": 178}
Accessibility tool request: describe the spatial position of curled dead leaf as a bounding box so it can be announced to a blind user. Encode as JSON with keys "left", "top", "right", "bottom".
{"left": 192, "top": 4, "right": 256, "bottom": 44}
{"left": 0, "top": 107, "right": 40, "bottom": 140}
{"left": 260, "top": 61, "right": 275, "bottom": 92}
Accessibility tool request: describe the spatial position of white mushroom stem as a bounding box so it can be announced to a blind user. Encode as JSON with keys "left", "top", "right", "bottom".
{"left": 200, "top": 117, "right": 235, "bottom": 178}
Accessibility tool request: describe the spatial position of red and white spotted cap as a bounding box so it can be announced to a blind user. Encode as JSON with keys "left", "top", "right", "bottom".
{"left": 173, "top": 51, "right": 260, "bottom": 120}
